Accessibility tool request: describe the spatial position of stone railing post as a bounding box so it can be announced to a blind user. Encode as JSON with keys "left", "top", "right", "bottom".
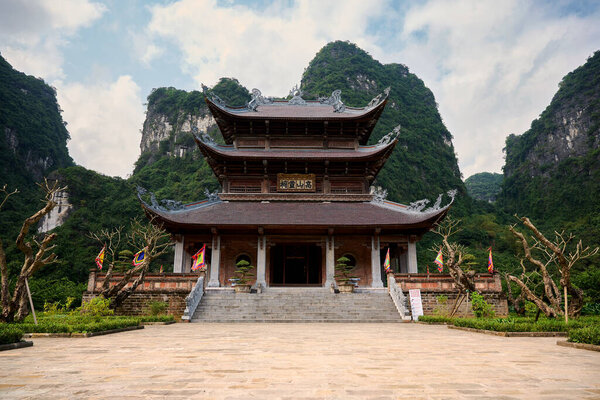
{"left": 87, "top": 268, "right": 97, "bottom": 293}
{"left": 387, "top": 273, "right": 409, "bottom": 320}
{"left": 181, "top": 272, "right": 205, "bottom": 322}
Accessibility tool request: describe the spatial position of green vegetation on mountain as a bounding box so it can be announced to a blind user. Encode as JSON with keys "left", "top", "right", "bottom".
{"left": 301, "top": 41, "right": 467, "bottom": 212}
{"left": 465, "top": 172, "right": 503, "bottom": 203}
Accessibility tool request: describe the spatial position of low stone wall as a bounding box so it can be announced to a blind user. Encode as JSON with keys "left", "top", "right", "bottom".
{"left": 393, "top": 273, "right": 508, "bottom": 317}
{"left": 84, "top": 271, "right": 203, "bottom": 318}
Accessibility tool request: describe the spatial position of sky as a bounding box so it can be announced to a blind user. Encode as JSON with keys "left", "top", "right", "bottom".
{"left": 1, "top": 0, "right": 599, "bottom": 178}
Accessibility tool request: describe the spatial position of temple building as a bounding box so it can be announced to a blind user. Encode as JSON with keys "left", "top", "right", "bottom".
{"left": 139, "top": 88, "right": 454, "bottom": 289}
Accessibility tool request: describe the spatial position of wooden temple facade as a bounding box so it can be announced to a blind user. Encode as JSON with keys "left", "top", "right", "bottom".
{"left": 139, "top": 88, "right": 454, "bottom": 289}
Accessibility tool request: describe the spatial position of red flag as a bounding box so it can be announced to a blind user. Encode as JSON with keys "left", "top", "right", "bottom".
{"left": 95, "top": 245, "right": 106, "bottom": 270}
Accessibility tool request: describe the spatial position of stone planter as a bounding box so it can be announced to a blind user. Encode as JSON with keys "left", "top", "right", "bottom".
{"left": 234, "top": 284, "right": 252, "bottom": 293}
{"left": 338, "top": 284, "right": 355, "bottom": 293}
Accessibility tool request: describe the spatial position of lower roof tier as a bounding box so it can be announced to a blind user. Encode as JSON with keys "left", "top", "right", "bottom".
{"left": 141, "top": 196, "right": 453, "bottom": 236}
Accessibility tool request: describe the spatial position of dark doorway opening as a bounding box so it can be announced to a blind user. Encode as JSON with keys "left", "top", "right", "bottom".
{"left": 270, "top": 244, "right": 321, "bottom": 285}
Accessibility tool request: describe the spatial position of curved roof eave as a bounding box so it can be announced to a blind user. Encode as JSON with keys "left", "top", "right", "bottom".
{"left": 193, "top": 136, "right": 397, "bottom": 161}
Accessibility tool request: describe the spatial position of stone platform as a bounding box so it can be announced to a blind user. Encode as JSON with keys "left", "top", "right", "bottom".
{"left": 1, "top": 323, "right": 599, "bottom": 399}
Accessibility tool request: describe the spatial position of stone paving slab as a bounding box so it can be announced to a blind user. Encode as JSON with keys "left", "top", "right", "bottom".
{"left": 0, "top": 323, "right": 599, "bottom": 399}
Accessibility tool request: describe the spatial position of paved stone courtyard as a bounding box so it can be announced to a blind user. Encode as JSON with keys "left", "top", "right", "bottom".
{"left": 1, "top": 323, "right": 599, "bottom": 399}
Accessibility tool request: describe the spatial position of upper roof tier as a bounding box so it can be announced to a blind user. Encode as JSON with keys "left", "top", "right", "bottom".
{"left": 206, "top": 88, "right": 390, "bottom": 145}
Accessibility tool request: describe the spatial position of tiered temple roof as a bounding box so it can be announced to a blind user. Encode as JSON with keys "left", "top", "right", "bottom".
{"left": 206, "top": 88, "right": 390, "bottom": 145}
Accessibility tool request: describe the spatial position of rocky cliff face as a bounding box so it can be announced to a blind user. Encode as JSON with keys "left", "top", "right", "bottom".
{"left": 140, "top": 107, "right": 214, "bottom": 158}
{"left": 500, "top": 50, "right": 600, "bottom": 222}
{"left": 136, "top": 80, "right": 251, "bottom": 170}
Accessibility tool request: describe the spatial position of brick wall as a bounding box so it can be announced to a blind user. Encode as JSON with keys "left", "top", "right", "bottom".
{"left": 394, "top": 273, "right": 508, "bottom": 317}
{"left": 84, "top": 271, "right": 203, "bottom": 318}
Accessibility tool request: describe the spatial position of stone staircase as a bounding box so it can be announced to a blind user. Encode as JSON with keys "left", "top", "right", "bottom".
{"left": 191, "top": 287, "right": 406, "bottom": 322}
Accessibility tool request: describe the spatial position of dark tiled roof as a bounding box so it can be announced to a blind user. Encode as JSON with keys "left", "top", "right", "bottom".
{"left": 143, "top": 200, "right": 450, "bottom": 229}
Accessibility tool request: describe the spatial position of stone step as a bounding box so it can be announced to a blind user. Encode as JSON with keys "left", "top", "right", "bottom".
{"left": 191, "top": 288, "right": 404, "bottom": 323}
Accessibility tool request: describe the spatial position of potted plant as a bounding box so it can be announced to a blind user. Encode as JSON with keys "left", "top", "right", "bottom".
{"left": 233, "top": 259, "right": 255, "bottom": 293}
{"left": 335, "top": 256, "right": 357, "bottom": 293}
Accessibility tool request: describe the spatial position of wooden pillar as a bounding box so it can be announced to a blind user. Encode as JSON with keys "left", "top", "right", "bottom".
{"left": 325, "top": 235, "right": 335, "bottom": 287}
{"left": 256, "top": 235, "right": 267, "bottom": 289}
{"left": 407, "top": 241, "right": 418, "bottom": 274}
{"left": 173, "top": 235, "right": 185, "bottom": 273}
{"left": 371, "top": 235, "right": 383, "bottom": 288}
{"left": 208, "top": 235, "right": 221, "bottom": 287}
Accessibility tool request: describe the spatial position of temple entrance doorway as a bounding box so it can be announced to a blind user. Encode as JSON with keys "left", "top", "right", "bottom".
{"left": 270, "top": 244, "right": 322, "bottom": 286}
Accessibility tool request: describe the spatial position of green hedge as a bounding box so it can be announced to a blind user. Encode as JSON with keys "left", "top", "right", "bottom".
{"left": 418, "top": 315, "right": 455, "bottom": 324}
{"left": 568, "top": 326, "right": 600, "bottom": 346}
{"left": 135, "top": 315, "right": 175, "bottom": 323}
{"left": 11, "top": 314, "right": 174, "bottom": 334}
{"left": 451, "top": 317, "right": 594, "bottom": 332}
{"left": 16, "top": 318, "right": 140, "bottom": 334}
{"left": 0, "top": 325, "right": 24, "bottom": 345}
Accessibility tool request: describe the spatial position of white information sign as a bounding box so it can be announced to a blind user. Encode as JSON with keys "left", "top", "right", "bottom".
{"left": 409, "top": 289, "right": 424, "bottom": 321}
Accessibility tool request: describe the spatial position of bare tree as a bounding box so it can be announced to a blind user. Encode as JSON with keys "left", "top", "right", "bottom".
{"left": 431, "top": 216, "right": 476, "bottom": 317}
{"left": 90, "top": 217, "right": 171, "bottom": 309}
{"left": 1, "top": 180, "right": 66, "bottom": 322}
{"left": 507, "top": 216, "right": 599, "bottom": 318}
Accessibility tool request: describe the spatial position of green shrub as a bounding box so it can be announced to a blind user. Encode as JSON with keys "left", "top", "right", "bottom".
{"left": 0, "top": 325, "right": 24, "bottom": 345}
{"left": 433, "top": 295, "right": 449, "bottom": 316}
{"left": 135, "top": 315, "right": 175, "bottom": 323}
{"left": 15, "top": 317, "right": 140, "bottom": 334}
{"left": 524, "top": 301, "right": 539, "bottom": 317}
{"left": 146, "top": 301, "right": 169, "bottom": 316}
{"left": 78, "top": 296, "right": 113, "bottom": 317}
{"left": 568, "top": 326, "right": 600, "bottom": 345}
{"left": 581, "top": 303, "right": 600, "bottom": 315}
{"left": 418, "top": 315, "right": 454, "bottom": 324}
{"left": 451, "top": 317, "right": 589, "bottom": 332}
{"left": 233, "top": 259, "right": 255, "bottom": 285}
{"left": 43, "top": 297, "right": 76, "bottom": 315}
{"left": 470, "top": 292, "right": 495, "bottom": 318}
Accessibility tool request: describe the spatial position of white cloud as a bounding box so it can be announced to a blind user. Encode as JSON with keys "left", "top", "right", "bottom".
{"left": 57, "top": 76, "right": 145, "bottom": 177}
{"left": 393, "top": 0, "right": 600, "bottom": 178}
{"left": 0, "top": 0, "right": 106, "bottom": 80}
{"left": 146, "top": 0, "right": 386, "bottom": 95}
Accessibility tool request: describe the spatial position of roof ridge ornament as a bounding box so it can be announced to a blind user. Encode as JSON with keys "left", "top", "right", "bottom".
{"left": 136, "top": 186, "right": 184, "bottom": 212}
{"left": 367, "top": 87, "right": 391, "bottom": 109}
{"left": 192, "top": 126, "right": 216, "bottom": 145}
{"left": 288, "top": 84, "right": 306, "bottom": 105}
{"left": 370, "top": 186, "right": 388, "bottom": 203}
{"left": 319, "top": 89, "right": 346, "bottom": 113}
{"left": 204, "top": 188, "right": 220, "bottom": 202}
{"left": 406, "top": 189, "right": 458, "bottom": 213}
{"left": 210, "top": 93, "right": 226, "bottom": 107}
{"left": 247, "top": 89, "right": 273, "bottom": 111}
{"left": 377, "top": 124, "right": 401, "bottom": 145}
